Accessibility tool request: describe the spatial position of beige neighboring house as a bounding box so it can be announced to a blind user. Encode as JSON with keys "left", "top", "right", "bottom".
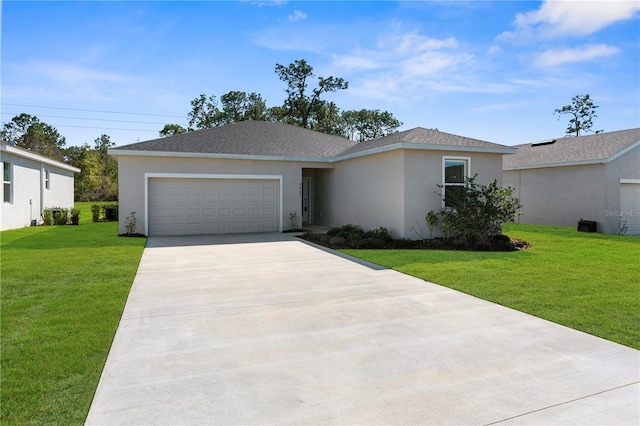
{"left": 503, "top": 128, "right": 640, "bottom": 236}
{"left": 1, "top": 141, "right": 80, "bottom": 231}
{"left": 109, "top": 121, "right": 515, "bottom": 238}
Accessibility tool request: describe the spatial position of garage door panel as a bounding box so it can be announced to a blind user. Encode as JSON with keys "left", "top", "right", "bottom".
{"left": 149, "top": 177, "right": 279, "bottom": 236}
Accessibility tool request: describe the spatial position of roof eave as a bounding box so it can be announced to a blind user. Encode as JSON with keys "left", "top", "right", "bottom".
{"left": 334, "top": 142, "right": 516, "bottom": 162}
{"left": 504, "top": 158, "right": 607, "bottom": 171}
{"left": 1, "top": 144, "right": 81, "bottom": 173}
{"left": 108, "top": 149, "right": 334, "bottom": 163}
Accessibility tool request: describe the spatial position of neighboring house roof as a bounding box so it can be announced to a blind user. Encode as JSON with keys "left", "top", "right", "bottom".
{"left": 110, "top": 121, "right": 515, "bottom": 161}
{"left": 0, "top": 141, "right": 81, "bottom": 173}
{"left": 504, "top": 128, "right": 640, "bottom": 170}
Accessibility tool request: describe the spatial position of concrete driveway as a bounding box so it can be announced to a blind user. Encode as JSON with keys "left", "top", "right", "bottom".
{"left": 86, "top": 233, "right": 639, "bottom": 425}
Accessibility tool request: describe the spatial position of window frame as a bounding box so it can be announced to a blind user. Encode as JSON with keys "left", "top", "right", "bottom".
{"left": 3, "top": 161, "right": 12, "bottom": 204}
{"left": 442, "top": 156, "right": 471, "bottom": 208}
{"left": 45, "top": 169, "right": 50, "bottom": 190}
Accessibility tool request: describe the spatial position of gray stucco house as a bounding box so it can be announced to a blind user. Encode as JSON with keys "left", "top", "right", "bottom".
{"left": 110, "top": 121, "right": 515, "bottom": 238}
{"left": 503, "top": 128, "right": 640, "bottom": 235}
{"left": 1, "top": 141, "right": 80, "bottom": 231}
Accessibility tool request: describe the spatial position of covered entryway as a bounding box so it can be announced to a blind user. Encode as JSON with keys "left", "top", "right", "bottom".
{"left": 148, "top": 177, "right": 279, "bottom": 236}
{"left": 620, "top": 180, "right": 640, "bottom": 235}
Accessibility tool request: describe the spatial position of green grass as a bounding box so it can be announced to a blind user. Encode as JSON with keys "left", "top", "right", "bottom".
{"left": 343, "top": 223, "right": 640, "bottom": 350}
{"left": 1, "top": 202, "right": 146, "bottom": 425}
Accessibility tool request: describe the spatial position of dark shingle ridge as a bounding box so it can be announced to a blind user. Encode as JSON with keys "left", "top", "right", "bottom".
{"left": 504, "top": 128, "right": 640, "bottom": 169}
{"left": 115, "top": 121, "right": 357, "bottom": 158}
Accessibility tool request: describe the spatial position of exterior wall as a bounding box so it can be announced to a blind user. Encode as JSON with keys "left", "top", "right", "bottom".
{"left": 316, "top": 149, "right": 506, "bottom": 239}
{"left": 403, "top": 150, "right": 504, "bottom": 238}
{"left": 1, "top": 151, "right": 75, "bottom": 231}
{"left": 603, "top": 145, "right": 640, "bottom": 234}
{"left": 315, "top": 150, "right": 405, "bottom": 236}
{"left": 504, "top": 164, "right": 605, "bottom": 231}
{"left": 116, "top": 155, "right": 330, "bottom": 235}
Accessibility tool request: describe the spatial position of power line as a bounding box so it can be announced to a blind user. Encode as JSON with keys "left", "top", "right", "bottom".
{"left": 42, "top": 123, "right": 160, "bottom": 133}
{"left": 0, "top": 111, "right": 183, "bottom": 126}
{"left": 1, "top": 103, "right": 185, "bottom": 118}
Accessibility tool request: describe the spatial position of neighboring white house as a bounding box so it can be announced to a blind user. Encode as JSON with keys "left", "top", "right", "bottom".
{"left": 1, "top": 141, "right": 80, "bottom": 231}
{"left": 503, "top": 128, "right": 640, "bottom": 235}
{"left": 109, "top": 121, "right": 515, "bottom": 238}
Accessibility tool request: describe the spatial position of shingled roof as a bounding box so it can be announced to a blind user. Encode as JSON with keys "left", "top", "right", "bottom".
{"left": 112, "top": 121, "right": 356, "bottom": 159}
{"left": 111, "top": 121, "right": 514, "bottom": 160}
{"left": 338, "top": 127, "right": 513, "bottom": 157}
{"left": 503, "top": 128, "right": 640, "bottom": 170}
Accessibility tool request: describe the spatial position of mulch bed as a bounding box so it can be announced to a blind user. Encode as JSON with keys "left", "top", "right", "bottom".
{"left": 299, "top": 232, "right": 531, "bottom": 252}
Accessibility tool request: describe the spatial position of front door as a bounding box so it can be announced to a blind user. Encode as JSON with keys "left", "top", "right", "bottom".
{"left": 302, "top": 177, "right": 310, "bottom": 224}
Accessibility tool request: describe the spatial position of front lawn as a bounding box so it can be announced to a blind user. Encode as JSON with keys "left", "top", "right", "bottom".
{"left": 343, "top": 223, "right": 640, "bottom": 349}
{"left": 0, "top": 202, "right": 146, "bottom": 424}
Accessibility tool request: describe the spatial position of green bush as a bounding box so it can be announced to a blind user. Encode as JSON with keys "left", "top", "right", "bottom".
{"left": 54, "top": 208, "right": 69, "bottom": 225}
{"left": 327, "top": 224, "right": 392, "bottom": 242}
{"left": 43, "top": 209, "right": 54, "bottom": 226}
{"left": 70, "top": 208, "right": 81, "bottom": 225}
{"left": 91, "top": 204, "right": 104, "bottom": 222}
{"left": 439, "top": 175, "right": 521, "bottom": 245}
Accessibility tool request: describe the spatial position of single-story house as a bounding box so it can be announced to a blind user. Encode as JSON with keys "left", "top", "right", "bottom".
{"left": 1, "top": 141, "right": 80, "bottom": 231}
{"left": 503, "top": 128, "right": 640, "bottom": 235}
{"left": 109, "top": 121, "right": 515, "bottom": 238}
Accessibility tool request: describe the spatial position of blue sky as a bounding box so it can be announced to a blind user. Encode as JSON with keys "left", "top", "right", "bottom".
{"left": 1, "top": 1, "right": 638, "bottom": 147}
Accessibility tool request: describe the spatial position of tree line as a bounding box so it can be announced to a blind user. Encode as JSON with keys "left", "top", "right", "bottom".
{"left": 160, "top": 59, "right": 403, "bottom": 142}
{"left": 0, "top": 113, "right": 118, "bottom": 201}
{"left": 0, "top": 55, "right": 602, "bottom": 202}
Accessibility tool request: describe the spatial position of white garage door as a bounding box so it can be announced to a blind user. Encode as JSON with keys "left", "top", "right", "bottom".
{"left": 149, "top": 178, "right": 279, "bottom": 236}
{"left": 620, "top": 182, "right": 640, "bottom": 236}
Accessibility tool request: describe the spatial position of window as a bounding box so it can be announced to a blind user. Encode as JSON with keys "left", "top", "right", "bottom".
{"left": 45, "top": 169, "right": 50, "bottom": 190}
{"left": 443, "top": 157, "right": 469, "bottom": 207}
{"left": 3, "top": 162, "right": 12, "bottom": 203}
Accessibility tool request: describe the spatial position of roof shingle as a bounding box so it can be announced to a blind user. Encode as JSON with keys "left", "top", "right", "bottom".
{"left": 112, "top": 121, "right": 513, "bottom": 159}
{"left": 503, "top": 128, "right": 640, "bottom": 169}
{"left": 114, "top": 121, "right": 356, "bottom": 158}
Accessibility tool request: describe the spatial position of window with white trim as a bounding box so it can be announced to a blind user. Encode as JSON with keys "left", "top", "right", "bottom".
{"left": 3, "top": 162, "right": 12, "bottom": 203}
{"left": 442, "top": 157, "right": 469, "bottom": 208}
{"left": 45, "top": 169, "right": 50, "bottom": 190}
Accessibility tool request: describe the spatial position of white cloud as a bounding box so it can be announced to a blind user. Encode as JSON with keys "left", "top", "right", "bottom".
{"left": 504, "top": 0, "right": 640, "bottom": 39}
{"left": 33, "top": 62, "right": 131, "bottom": 84}
{"left": 288, "top": 10, "right": 307, "bottom": 22}
{"left": 533, "top": 44, "right": 621, "bottom": 67}
{"left": 487, "top": 45, "right": 502, "bottom": 55}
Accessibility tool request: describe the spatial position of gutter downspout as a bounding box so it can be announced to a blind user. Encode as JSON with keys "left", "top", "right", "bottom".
{"left": 40, "top": 163, "right": 44, "bottom": 221}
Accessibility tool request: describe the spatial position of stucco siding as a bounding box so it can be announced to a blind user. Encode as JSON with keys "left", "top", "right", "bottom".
{"left": 603, "top": 145, "right": 640, "bottom": 234}
{"left": 1, "top": 152, "right": 75, "bottom": 230}
{"left": 116, "top": 156, "right": 328, "bottom": 235}
{"left": 317, "top": 151, "right": 405, "bottom": 237}
{"left": 504, "top": 164, "right": 605, "bottom": 230}
{"left": 404, "top": 151, "right": 505, "bottom": 238}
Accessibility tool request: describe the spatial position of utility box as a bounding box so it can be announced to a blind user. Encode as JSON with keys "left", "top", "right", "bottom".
{"left": 105, "top": 205, "right": 119, "bottom": 222}
{"left": 578, "top": 220, "right": 597, "bottom": 233}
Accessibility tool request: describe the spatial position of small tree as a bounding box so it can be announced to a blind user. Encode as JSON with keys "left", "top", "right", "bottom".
{"left": 554, "top": 94, "right": 603, "bottom": 136}
{"left": 439, "top": 175, "right": 521, "bottom": 247}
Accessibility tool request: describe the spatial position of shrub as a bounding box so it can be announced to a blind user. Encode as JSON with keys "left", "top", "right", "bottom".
{"left": 363, "top": 226, "right": 392, "bottom": 241}
{"left": 327, "top": 224, "right": 366, "bottom": 241}
{"left": 439, "top": 175, "right": 521, "bottom": 246}
{"left": 70, "top": 208, "right": 80, "bottom": 225}
{"left": 91, "top": 204, "right": 103, "bottom": 222}
{"left": 125, "top": 212, "right": 136, "bottom": 236}
{"left": 56, "top": 208, "right": 69, "bottom": 225}
{"left": 43, "top": 209, "right": 54, "bottom": 226}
